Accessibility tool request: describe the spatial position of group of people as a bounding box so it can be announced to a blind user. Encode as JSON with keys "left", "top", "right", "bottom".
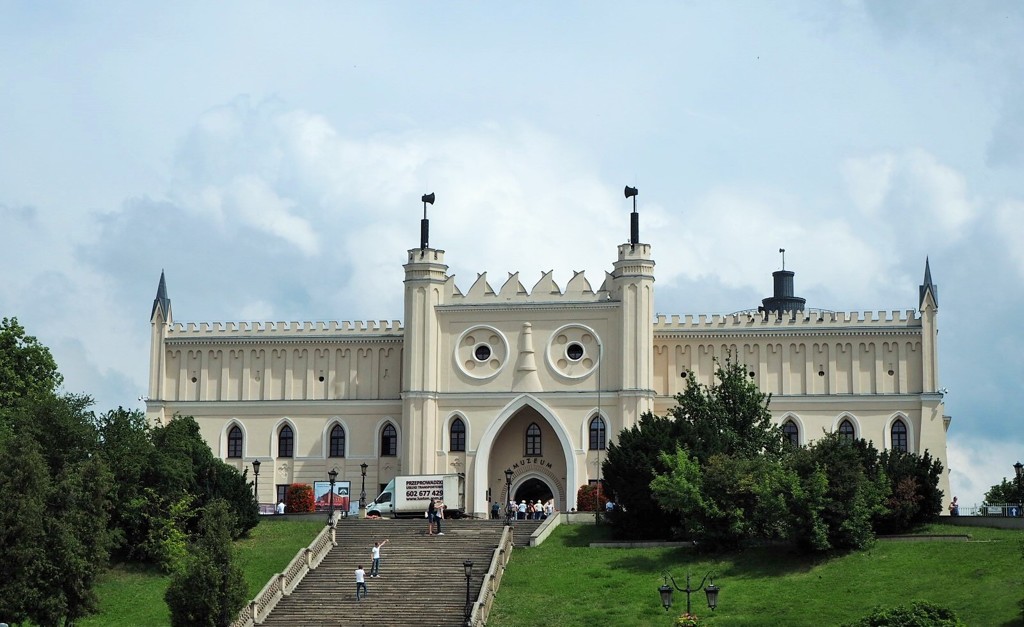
{"left": 497, "top": 498, "right": 555, "bottom": 520}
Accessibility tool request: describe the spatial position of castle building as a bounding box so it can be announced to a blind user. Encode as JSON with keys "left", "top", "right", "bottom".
{"left": 145, "top": 201, "right": 951, "bottom": 516}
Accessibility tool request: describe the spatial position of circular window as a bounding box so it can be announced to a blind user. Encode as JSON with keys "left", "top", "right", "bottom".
{"left": 566, "top": 342, "right": 584, "bottom": 361}
{"left": 454, "top": 325, "right": 509, "bottom": 380}
{"left": 474, "top": 344, "right": 492, "bottom": 361}
{"left": 545, "top": 324, "right": 600, "bottom": 379}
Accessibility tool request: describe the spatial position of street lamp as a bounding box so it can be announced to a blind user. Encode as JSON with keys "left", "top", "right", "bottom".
{"left": 250, "top": 461, "right": 260, "bottom": 510}
{"left": 504, "top": 468, "right": 514, "bottom": 524}
{"left": 327, "top": 468, "right": 338, "bottom": 526}
{"left": 360, "top": 462, "right": 368, "bottom": 519}
{"left": 658, "top": 570, "right": 719, "bottom": 615}
{"left": 463, "top": 560, "right": 474, "bottom": 626}
{"left": 1014, "top": 462, "right": 1023, "bottom": 511}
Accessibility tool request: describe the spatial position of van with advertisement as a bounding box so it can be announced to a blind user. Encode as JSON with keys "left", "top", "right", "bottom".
{"left": 368, "top": 474, "right": 465, "bottom": 518}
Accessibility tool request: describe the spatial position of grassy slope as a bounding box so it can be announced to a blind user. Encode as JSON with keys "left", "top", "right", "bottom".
{"left": 79, "top": 520, "right": 1022, "bottom": 626}
{"left": 487, "top": 524, "right": 1023, "bottom": 627}
{"left": 79, "top": 518, "right": 325, "bottom": 627}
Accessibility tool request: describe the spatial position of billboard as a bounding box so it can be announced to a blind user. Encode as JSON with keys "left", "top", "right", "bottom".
{"left": 313, "top": 480, "right": 351, "bottom": 513}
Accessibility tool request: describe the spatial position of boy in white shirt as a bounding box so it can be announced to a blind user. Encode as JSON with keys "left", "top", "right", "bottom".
{"left": 369, "top": 539, "right": 389, "bottom": 577}
{"left": 355, "top": 565, "right": 367, "bottom": 600}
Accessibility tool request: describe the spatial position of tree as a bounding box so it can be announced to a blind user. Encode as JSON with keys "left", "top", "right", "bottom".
{"left": 0, "top": 316, "right": 63, "bottom": 409}
{"left": 670, "top": 359, "right": 785, "bottom": 465}
{"left": 984, "top": 478, "right": 1022, "bottom": 505}
{"left": 874, "top": 448, "right": 944, "bottom": 534}
{"left": 602, "top": 412, "right": 681, "bottom": 539}
{"left": 786, "top": 433, "right": 889, "bottom": 551}
{"left": 165, "top": 499, "right": 248, "bottom": 627}
{"left": 287, "top": 483, "right": 315, "bottom": 513}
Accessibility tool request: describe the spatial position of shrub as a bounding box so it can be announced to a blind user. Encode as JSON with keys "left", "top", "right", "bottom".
{"left": 842, "top": 600, "right": 965, "bottom": 626}
{"left": 576, "top": 484, "right": 608, "bottom": 512}
{"left": 287, "top": 483, "right": 314, "bottom": 513}
{"left": 673, "top": 613, "right": 706, "bottom": 627}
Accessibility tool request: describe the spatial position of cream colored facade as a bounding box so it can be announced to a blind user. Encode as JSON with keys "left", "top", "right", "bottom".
{"left": 146, "top": 232, "right": 951, "bottom": 517}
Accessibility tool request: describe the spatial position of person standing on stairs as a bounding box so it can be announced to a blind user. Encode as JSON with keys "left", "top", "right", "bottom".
{"left": 369, "top": 539, "right": 389, "bottom": 577}
{"left": 355, "top": 565, "right": 367, "bottom": 600}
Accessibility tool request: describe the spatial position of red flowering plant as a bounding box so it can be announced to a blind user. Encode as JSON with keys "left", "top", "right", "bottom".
{"left": 287, "top": 483, "right": 315, "bottom": 513}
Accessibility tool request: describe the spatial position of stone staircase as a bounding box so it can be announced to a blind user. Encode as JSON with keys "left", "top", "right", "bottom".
{"left": 259, "top": 518, "right": 508, "bottom": 627}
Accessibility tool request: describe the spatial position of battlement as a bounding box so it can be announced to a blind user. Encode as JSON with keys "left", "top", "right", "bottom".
{"left": 445, "top": 269, "right": 614, "bottom": 304}
{"left": 653, "top": 309, "right": 921, "bottom": 331}
{"left": 166, "top": 319, "right": 404, "bottom": 336}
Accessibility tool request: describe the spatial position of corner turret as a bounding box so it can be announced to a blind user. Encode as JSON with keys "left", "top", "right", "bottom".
{"left": 919, "top": 257, "right": 938, "bottom": 310}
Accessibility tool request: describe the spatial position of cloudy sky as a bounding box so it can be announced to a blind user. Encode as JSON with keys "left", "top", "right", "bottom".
{"left": 2, "top": 2, "right": 1021, "bottom": 507}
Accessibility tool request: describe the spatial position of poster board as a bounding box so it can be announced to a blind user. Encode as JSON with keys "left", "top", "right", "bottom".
{"left": 313, "top": 480, "right": 351, "bottom": 513}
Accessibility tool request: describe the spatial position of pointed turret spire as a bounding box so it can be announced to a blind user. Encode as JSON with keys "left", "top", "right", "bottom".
{"left": 919, "top": 257, "right": 938, "bottom": 308}
{"left": 151, "top": 270, "right": 172, "bottom": 322}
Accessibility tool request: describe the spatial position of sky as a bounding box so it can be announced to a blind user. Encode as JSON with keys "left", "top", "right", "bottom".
{"left": 1, "top": 1, "right": 1021, "bottom": 507}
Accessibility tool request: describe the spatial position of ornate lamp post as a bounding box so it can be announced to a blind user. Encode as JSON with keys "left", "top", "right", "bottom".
{"left": 463, "top": 560, "right": 474, "bottom": 626}
{"left": 252, "top": 459, "right": 261, "bottom": 511}
{"left": 658, "top": 570, "right": 720, "bottom": 615}
{"left": 360, "top": 462, "right": 368, "bottom": 519}
{"left": 327, "top": 468, "right": 338, "bottom": 526}
{"left": 504, "top": 468, "right": 514, "bottom": 524}
{"left": 1014, "top": 462, "right": 1023, "bottom": 512}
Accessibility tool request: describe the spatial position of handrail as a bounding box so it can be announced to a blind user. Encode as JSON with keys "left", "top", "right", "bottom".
{"left": 230, "top": 517, "right": 338, "bottom": 627}
{"left": 467, "top": 524, "right": 514, "bottom": 627}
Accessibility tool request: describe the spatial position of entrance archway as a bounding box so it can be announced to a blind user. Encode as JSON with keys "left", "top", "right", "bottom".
{"left": 514, "top": 478, "right": 553, "bottom": 504}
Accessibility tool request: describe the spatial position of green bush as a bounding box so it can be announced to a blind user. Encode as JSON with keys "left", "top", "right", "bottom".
{"left": 843, "top": 600, "right": 965, "bottom": 626}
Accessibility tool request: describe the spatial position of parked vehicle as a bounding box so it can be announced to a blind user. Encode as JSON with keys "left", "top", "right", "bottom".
{"left": 368, "top": 474, "right": 465, "bottom": 518}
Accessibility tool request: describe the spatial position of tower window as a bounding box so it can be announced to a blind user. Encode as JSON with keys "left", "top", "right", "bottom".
{"left": 782, "top": 420, "right": 799, "bottom": 447}
{"left": 329, "top": 424, "right": 346, "bottom": 458}
{"left": 278, "top": 425, "right": 294, "bottom": 458}
{"left": 589, "top": 415, "right": 606, "bottom": 450}
{"left": 525, "top": 422, "right": 542, "bottom": 456}
{"left": 227, "top": 426, "right": 243, "bottom": 458}
{"left": 891, "top": 419, "right": 908, "bottom": 452}
{"left": 838, "top": 419, "right": 855, "bottom": 444}
{"left": 381, "top": 423, "right": 398, "bottom": 456}
{"left": 450, "top": 418, "right": 466, "bottom": 452}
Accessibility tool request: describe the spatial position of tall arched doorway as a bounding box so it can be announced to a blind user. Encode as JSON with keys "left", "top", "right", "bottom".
{"left": 513, "top": 477, "right": 553, "bottom": 504}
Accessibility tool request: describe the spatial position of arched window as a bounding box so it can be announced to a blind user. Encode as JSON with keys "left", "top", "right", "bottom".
{"left": 589, "top": 415, "right": 606, "bottom": 450}
{"left": 227, "top": 426, "right": 243, "bottom": 458}
{"left": 329, "top": 424, "right": 346, "bottom": 458}
{"left": 839, "top": 419, "right": 855, "bottom": 444}
{"left": 782, "top": 420, "right": 799, "bottom": 447}
{"left": 381, "top": 423, "right": 398, "bottom": 456}
{"left": 450, "top": 418, "right": 466, "bottom": 452}
{"left": 278, "top": 425, "right": 294, "bottom": 458}
{"left": 891, "top": 419, "right": 908, "bottom": 452}
{"left": 525, "top": 422, "right": 542, "bottom": 456}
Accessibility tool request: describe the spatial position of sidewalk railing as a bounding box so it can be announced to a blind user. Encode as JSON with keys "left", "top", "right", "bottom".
{"left": 953, "top": 502, "right": 1023, "bottom": 518}
{"left": 467, "top": 524, "right": 514, "bottom": 627}
{"left": 231, "top": 512, "right": 339, "bottom": 627}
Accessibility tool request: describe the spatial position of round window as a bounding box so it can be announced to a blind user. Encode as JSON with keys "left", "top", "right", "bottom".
{"left": 566, "top": 342, "right": 585, "bottom": 361}
{"left": 474, "top": 344, "right": 492, "bottom": 361}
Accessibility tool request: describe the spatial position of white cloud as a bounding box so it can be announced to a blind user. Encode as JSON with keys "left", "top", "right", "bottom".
{"left": 947, "top": 433, "right": 1024, "bottom": 508}
{"left": 992, "top": 200, "right": 1024, "bottom": 279}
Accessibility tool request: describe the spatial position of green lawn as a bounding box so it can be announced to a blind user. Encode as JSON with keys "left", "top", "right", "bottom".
{"left": 80, "top": 517, "right": 325, "bottom": 627}
{"left": 487, "top": 524, "right": 1024, "bottom": 627}
{"left": 80, "top": 520, "right": 1023, "bottom": 626}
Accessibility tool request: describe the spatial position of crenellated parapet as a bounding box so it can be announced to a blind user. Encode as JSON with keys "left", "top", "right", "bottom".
{"left": 654, "top": 309, "right": 921, "bottom": 334}
{"left": 165, "top": 319, "right": 404, "bottom": 342}
{"left": 445, "top": 269, "right": 613, "bottom": 304}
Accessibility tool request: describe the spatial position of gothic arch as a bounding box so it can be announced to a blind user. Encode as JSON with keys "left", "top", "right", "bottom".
{"left": 578, "top": 407, "right": 609, "bottom": 449}
{"left": 884, "top": 412, "right": 915, "bottom": 452}
{"left": 778, "top": 412, "right": 805, "bottom": 446}
{"left": 510, "top": 469, "right": 563, "bottom": 506}
{"left": 832, "top": 413, "right": 861, "bottom": 441}
{"left": 444, "top": 411, "right": 470, "bottom": 453}
{"left": 220, "top": 419, "right": 248, "bottom": 459}
{"left": 270, "top": 417, "right": 298, "bottom": 458}
{"left": 375, "top": 416, "right": 400, "bottom": 457}
{"left": 321, "top": 418, "right": 351, "bottom": 458}
{"left": 473, "top": 394, "right": 578, "bottom": 515}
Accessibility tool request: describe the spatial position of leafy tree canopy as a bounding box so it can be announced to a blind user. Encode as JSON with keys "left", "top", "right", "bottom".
{"left": 0, "top": 316, "right": 63, "bottom": 409}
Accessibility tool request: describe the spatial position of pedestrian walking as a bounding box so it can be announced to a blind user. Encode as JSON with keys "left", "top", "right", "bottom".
{"left": 355, "top": 565, "right": 367, "bottom": 600}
